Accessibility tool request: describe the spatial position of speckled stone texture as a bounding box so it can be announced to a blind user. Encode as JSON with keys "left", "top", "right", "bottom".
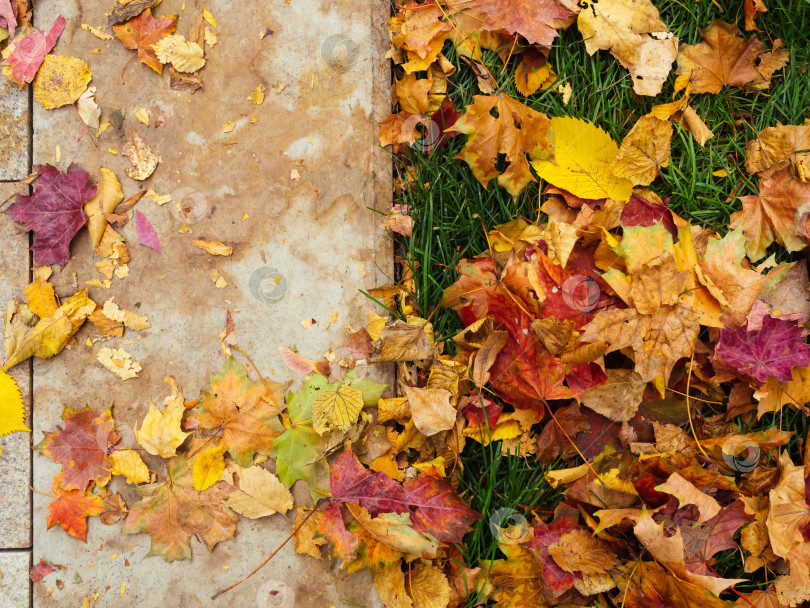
{"left": 0, "top": 75, "right": 29, "bottom": 180}
{"left": 0, "top": 550, "right": 31, "bottom": 607}
{"left": 0, "top": 182, "right": 32, "bottom": 550}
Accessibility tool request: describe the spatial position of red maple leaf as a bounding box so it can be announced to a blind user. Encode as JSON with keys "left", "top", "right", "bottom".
{"left": 113, "top": 8, "right": 177, "bottom": 74}
{"left": 620, "top": 194, "right": 677, "bottom": 239}
{"left": 713, "top": 314, "right": 810, "bottom": 383}
{"left": 485, "top": 288, "right": 574, "bottom": 409}
{"left": 8, "top": 165, "right": 95, "bottom": 266}
{"left": 525, "top": 510, "right": 580, "bottom": 595}
{"left": 682, "top": 500, "right": 752, "bottom": 575}
{"left": 329, "top": 449, "right": 408, "bottom": 516}
{"left": 46, "top": 474, "right": 105, "bottom": 542}
{"left": 40, "top": 407, "right": 117, "bottom": 490}
{"left": 403, "top": 475, "right": 482, "bottom": 543}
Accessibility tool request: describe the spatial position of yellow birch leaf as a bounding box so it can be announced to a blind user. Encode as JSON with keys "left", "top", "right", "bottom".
{"left": 223, "top": 465, "right": 293, "bottom": 517}
{"left": 83, "top": 168, "right": 124, "bottom": 248}
{"left": 0, "top": 370, "right": 29, "bottom": 436}
{"left": 405, "top": 563, "right": 450, "bottom": 608}
{"left": 109, "top": 449, "right": 149, "bottom": 484}
{"left": 152, "top": 34, "right": 205, "bottom": 73}
{"left": 532, "top": 116, "right": 633, "bottom": 201}
{"left": 33, "top": 55, "right": 92, "bottom": 109}
{"left": 3, "top": 289, "right": 96, "bottom": 370}
{"left": 193, "top": 445, "right": 225, "bottom": 491}
{"left": 311, "top": 384, "right": 364, "bottom": 435}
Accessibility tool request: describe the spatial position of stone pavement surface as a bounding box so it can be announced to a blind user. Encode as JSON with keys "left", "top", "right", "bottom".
{"left": 1, "top": 0, "right": 391, "bottom": 606}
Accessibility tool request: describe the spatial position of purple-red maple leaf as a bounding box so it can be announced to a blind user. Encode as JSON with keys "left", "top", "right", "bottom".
{"left": 713, "top": 314, "right": 810, "bottom": 383}
{"left": 8, "top": 164, "right": 94, "bottom": 266}
{"left": 326, "top": 450, "right": 480, "bottom": 544}
{"left": 2, "top": 15, "right": 66, "bottom": 86}
{"left": 682, "top": 500, "right": 752, "bottom": 575}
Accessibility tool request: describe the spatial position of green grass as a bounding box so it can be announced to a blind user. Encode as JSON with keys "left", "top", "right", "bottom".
{"left": 387, "top": 0, "right": 810, "bottom": 604}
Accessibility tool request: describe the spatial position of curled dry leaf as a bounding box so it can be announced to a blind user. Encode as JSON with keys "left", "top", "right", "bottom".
{"left": 192, "top": 239, "right": 233, "bottom": 256}
{"left": 101, "top": 298, "right": 151, "bottom": 332}
{"left": 84, "top": 168, "right": 123, "bottom": 248}
{"left": 97, "top": 346, "right": 142, "bottom": 380}
{"left": 577, "top": 0, "right": 678, "bottom": 96}
{"left": 122, "top": 129, "right": 159, "bottom": 181}
{"left": 369, "top": 320, "right": 435, "bottom": 363}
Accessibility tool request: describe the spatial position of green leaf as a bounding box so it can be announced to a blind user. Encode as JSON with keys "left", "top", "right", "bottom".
{"left": 271, "top": 374, "right": 331, "bottom": 502}
{"left": 0, "top": 370, "right": 29, "bottom": 436}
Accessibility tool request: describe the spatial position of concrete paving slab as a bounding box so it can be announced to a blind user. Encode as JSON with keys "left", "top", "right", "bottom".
{"left": 0, "top": 550, "right": 31, "bottom": 608}
{"left": 0, "top": 182, "right": 32, "bottom": 550}
{"left": 29, "top": 0, "right": 391, "bottom": 606}
{"left": 0, "top": 75, "right": 29, "bottom": 180}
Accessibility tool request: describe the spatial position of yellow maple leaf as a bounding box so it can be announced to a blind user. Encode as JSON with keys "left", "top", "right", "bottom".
{"left": 192, "top": 445, "right": 225, "bottom": 491}
{"left": 0, "top": 370, "right": 29, "bottom": 436}
{"left": 532, "top": 116, "right": 633, "bottom": 202}
{"left": 612, "top": 115, "right": 672, "bottom": 186}
{"left": 135, "top": 387, "right": 191, "bottom": 459}
{"left": 33, "top": 55, "right": 92, "bottom": 110}
{"left": 109, "top": 449, "right": 149, "bottom": 484}
{"left": 311, "top": 384, "right": 364, "bottom": 435}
